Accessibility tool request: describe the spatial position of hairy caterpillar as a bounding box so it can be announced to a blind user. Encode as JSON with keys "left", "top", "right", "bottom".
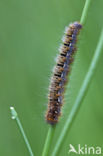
{"left": 45, "top": 22, "right": 82, "bottom": 125}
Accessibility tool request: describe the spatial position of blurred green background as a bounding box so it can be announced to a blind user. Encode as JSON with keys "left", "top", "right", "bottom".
{"left": 0, "top": 0, "right": 103, "bottom": 156}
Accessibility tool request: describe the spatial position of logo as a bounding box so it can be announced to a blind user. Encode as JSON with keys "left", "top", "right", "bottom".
{"left": 68, "top": 144, "right": 102, "bottom": 155}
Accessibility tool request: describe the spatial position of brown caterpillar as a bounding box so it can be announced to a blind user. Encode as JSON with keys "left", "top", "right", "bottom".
{"left": 45, "top": 22, "right": 82, "bottom": 125}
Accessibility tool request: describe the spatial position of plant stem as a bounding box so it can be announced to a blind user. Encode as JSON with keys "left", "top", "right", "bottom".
{"left": 51, "top": 29, "right": 103, "bottom": 156}
{"left": 42, "top": 125, "right": 56, "bottom": 156}
{"left": 80, "top": 0, "right": 92, "bottom": 25}
{"left": 10, "top": 107, "right": 34, "bottom": 156}
{"left": 42, "top": 0, "right": 92, "bottom": 155}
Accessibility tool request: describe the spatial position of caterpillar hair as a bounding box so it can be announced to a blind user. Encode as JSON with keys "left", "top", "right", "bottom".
{"left": 45, "top": 22, "right": 82, "bottom": 125}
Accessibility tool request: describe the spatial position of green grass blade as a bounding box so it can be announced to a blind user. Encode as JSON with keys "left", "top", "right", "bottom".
{"left": 42, "top": 126, "right": 56, "bottom": 156}
{"left": 51, "top": 29, "right": 103, "bottom": 156}
{"left": 10, "top": 107, "right": 34, "bottom": 156}
{"left": 80, "top": 0, "right": 92, "bottom": 25}
{"left": 42, "top": 0, "right": 92, "bottom": 155}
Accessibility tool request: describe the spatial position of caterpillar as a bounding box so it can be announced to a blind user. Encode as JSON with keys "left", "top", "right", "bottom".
{"left": 45, "top": 22, "right": 82, "bottom": 125}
